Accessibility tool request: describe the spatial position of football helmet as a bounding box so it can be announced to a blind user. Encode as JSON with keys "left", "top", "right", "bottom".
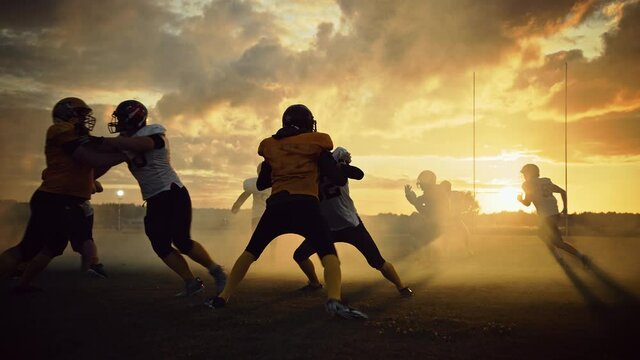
{"left": 332, "top": 146, "right": 351, "bottom": 164}
{"left": 108, "top": 100, "right": 148, "bottom": 134}
{"left": 52, "top": 97, "right": 96, "bottom": 131}
{"left": 282, "top": 104, "right": 316, "bottom": 132}
{"left": 416, "top": 170, "right": 436, "bottom": 190}
{"left": 520, "top": 164, "right": 540, "bottom": 177}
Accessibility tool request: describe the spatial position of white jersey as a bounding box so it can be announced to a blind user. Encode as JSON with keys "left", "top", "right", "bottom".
{"left": 319, "top": 179, "right": 360, "bottom": 231}
{"left": 522, "top": 177, "right": 559, "bottom": 217}
{"left": 243, "top": 177, "right": 270, "bottom": 219}
{"left": 126, "top": 124, "right": 183, "bottom": 200}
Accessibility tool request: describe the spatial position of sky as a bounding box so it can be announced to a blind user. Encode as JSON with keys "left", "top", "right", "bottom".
{"left": 0, "top": 0, "right": 639, "bottom": 215}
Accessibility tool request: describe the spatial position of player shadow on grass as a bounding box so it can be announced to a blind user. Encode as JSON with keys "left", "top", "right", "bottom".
{"left": 551, "top": 250, "right": 640, "bottom": 358}
{"left": 549, "top": 248, "right": 639, "bottom": 309}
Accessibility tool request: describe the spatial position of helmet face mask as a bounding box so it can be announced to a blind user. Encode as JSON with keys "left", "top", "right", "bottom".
{"left": 108, "top": 100, "right": 148, "bottom": 134}
{"left": 52, "top": 97, "right": 96, "bottom": 132}
{"left": 282, "top": 104, "right": 316, "bottom": 132}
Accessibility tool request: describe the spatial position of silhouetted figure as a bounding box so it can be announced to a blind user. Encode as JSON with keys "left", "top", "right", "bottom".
{"left": 204, "top": 104, "right": 367, "bottom": 319}
{"left": 404, "top": 170, "right": 448, "bottom": 249}
{"left": 102, "top": 99, "right": 227, "bottom": 297}
{"left": 439, "top": 180, "right": 473, "bottom": 255}
{"left": 517, "top": 164, "right": 590, "bottom": 266}
{"left": 0, "top": 97, "right": 126, "bottom": 291}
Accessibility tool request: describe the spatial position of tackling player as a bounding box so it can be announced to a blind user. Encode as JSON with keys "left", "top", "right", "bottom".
{"left": 293, "top": 147, "right": 413, "bottom": 297}
{"left": 100, "top": 100, "right": 227, "bottom": 297}
{"left": 204, "top": 104, "right": 367, "bottom": 319}
{"left": 0, "top": 97, "right": 127, "bottom": 291}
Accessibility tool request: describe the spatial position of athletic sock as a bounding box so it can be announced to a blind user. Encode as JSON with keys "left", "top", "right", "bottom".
{"left": 321, "top": 254, "right": 341, "bottom": 301}
{"left": 219, "top": 251, "right": 256, "bottom": 301}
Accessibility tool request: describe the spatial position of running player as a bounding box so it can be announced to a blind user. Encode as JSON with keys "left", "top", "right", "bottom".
{"left": 101, "top": 100, "right": 227, "bottom": 297}
{"left": 517, "top": 164, "right": 590, "bottom": 265}
{"left": 404, "top": 170, "right": 448, "bottom": 247}
{"left": 293, "top": 147, "right": 413, "bottom": 297}
{"left": 0, "top": 97, "right": 127, "bottom": 290}
{"left": 204, "top": 104, "right": 367, "bottom": 319}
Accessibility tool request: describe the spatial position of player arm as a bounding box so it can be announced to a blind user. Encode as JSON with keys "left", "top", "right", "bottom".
{"left": 517, "top": 190, "right": 532, "bottom": 206}
{"left": 62, "top": 137, "right": 127, "bottom": 168}
{"left": 341, "top": 164, "right": 364, "bottom": 180}
{"left": 102, "top": 135, "right": 163, "bottom": 153}
{"left": 231, "top": 191, "right": 251, "bottom": 213}
{"left": 550, "top": 184, "right": 567, "bottom": 213}
{"left": 318, "top": 150, "right": 347, "bottom": 186}
{"left": 256, "top": 161, "right": 272, "bottom": 190}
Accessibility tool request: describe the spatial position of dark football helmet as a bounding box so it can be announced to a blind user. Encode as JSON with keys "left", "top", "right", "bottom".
{"left": 520, "top": 163, "right": 540, "bottom": 177}
{"left": 282, "top": 104, "right": 316, "bottom": 132}
{"left": 108, "top": 100, "right": 148, "bottom": 134}
{"left": 416, "top": 170, "right": 436, "bottom": 190}
{"left": 52, "top": 97, "right": 96, "bottom": 131}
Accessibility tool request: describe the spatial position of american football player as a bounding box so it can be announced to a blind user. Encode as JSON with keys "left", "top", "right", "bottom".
{"left": 518, "top": 164, "right": 590, "bottom": 266}
{"left": 0, "top": 97, "right": 126, "bottom": 290}
{"left": 293, "top": 146, "right": 413, "bottom": 298}
{"left": 101, "top": 100, "right": 227, "bottom": 297}
{"left": 204, "top": 104, "right": 367, "bottom": 319}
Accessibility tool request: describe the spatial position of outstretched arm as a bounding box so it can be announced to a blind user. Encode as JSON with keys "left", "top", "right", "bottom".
{"left": 231, "top": 191, "right": 251, "bottom": 214}
{"left": 341, "top": 164, "right": 364, "bottom": 180}
{"left": 72, "top": 146, "right": 127, "bottom": 169}
{"left": 102, "top": 135, "right": 163, "bottom": 153}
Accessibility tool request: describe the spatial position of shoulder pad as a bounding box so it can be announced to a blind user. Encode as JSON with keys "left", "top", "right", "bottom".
{"left": 308, "top": 132, "right": 333, "bottom": 149}
{"left": 47, "top": 122, "right": 75, "bottom": 138}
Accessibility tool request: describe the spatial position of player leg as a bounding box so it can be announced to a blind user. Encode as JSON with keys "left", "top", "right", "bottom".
{"left": 292, "top": 240, "right": 323, "bottom": 290}
{"left": 207, "top": 205, "right": 283, "bottom": 307}
{"left": 17, "top": 195, "right": 78, "bottom": 290}
{"left": 294, "top": 199, "right": 367, "bottom": 318}
{"left": 144, "top": 189, "right": 201, "bottom": 295}
{"left": 545, "top": 215, "right": 589, "bottom": 265}
{"left": 0, "top": 192, "right": 48, "bottom": 278}
{"left": 341, "top": 222, "right": 412, "bottom": 296}
{"left": 169, "top": 185, "right": 226, "bottom": 293}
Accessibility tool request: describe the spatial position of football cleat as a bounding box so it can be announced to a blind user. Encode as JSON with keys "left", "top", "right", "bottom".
{"left": 298, "top": 282, "right": 323, "bottom": 292}
{"left": 204, "top": 296, "right": 226, "bottom": 309}
{"left": 175, "top": 277, "right": 204, "bottom": 297}
{"left": 87, "top": 263, "right": 108, "bottom": 279}
{"left": 325, "top": 299, "right": 368, "bottom": 320}
{"left": 399, "top": 287, "right": 414, "bottom": 298}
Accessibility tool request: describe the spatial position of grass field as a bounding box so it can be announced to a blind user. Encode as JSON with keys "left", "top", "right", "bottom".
{"left": 1, "top": 228, "right": 639, "bottom": 359}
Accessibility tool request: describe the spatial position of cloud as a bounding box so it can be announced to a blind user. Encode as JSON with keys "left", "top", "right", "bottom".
{"left": 0, "top": 0, "right": 638, "bottom": 212}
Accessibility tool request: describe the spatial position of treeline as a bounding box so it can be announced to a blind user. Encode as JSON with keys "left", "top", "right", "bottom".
{"left": 1, "top": 200, "right": 640, "bottom": 238}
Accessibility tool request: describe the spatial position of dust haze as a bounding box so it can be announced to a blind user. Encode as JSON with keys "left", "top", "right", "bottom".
{"left": 1, "top": 205, "right": 638, "bottom": 303}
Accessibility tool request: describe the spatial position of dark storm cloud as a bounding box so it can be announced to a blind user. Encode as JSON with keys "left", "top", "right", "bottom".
{"left": 514, "top": 1, "right": 640, "bottom": 111}
{"left": 0, "top": 0, "right": 637, "bottom": 206}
